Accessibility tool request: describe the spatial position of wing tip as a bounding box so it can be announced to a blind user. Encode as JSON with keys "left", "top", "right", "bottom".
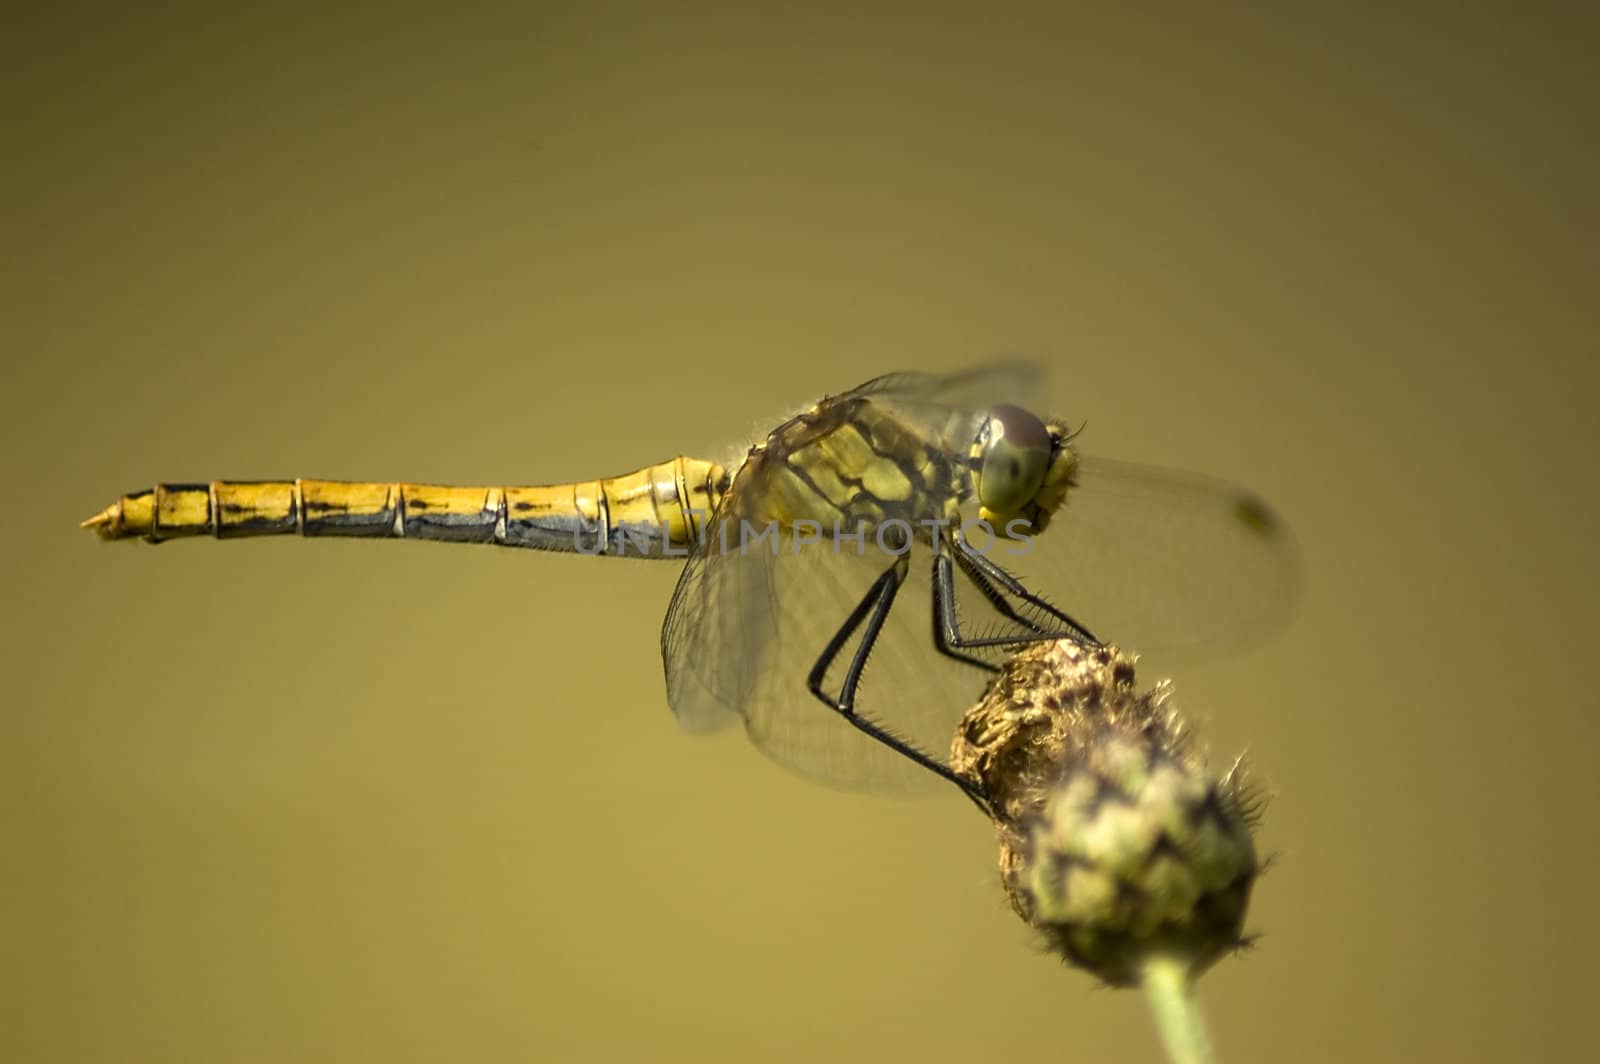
{"left": 1231, "top": 495, "right": 1284, "bottom": 538}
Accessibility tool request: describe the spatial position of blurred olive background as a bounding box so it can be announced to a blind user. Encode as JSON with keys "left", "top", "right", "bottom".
{"left": 6, "top": 5, "right": 1595, "bottom": 1062}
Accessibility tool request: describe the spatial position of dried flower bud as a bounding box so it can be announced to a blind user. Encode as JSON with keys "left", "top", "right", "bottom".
{"left": 951, "top": 641, "right": 1263, "bottom": 987}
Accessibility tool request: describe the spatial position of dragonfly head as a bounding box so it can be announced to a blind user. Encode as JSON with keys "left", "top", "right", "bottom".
{"left": 972, "top": 405, "right": 1079, "bottom": 537}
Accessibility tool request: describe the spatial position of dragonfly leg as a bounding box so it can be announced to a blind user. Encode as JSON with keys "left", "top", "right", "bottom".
{"left": 928, "top": 549, "right": 1014, "bottom": 673}
{"left": 807, "top": 557, "right": 993, "bottom": 815}
{"left": 934, "top": 534, "right": 1099, "bottom": 651}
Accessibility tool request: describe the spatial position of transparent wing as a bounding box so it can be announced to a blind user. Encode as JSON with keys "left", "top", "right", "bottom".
{"left": 846, "top": 360, "right": 1043, "bottom": 411}
{"left": 996, "top": 454, "right": 1302, "bottom": 662}
{"left": 840, "top": 361, "right": 1041, "bottom": 460}
{"left": 663, "top": 363, "right": 1300, "bottom": 795}
{"left": 658, "top": 526, "right": 765, "bottom": 737}
{"left": 662, "top": 521, "right": 994, "bottom": 794}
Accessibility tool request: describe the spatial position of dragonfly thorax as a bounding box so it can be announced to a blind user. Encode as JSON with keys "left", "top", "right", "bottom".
{"left": 971, "top": 405, "right": 1078, "bottom": 537}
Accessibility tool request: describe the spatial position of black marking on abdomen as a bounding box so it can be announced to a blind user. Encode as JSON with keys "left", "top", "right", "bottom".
{"left": 216, "top": 513, "right": 298, "bottom": 538}
{"left": 402, "top": 501, "right": 499, "bottom": 542}
{"left": 302, "top": 505, "right": 397, "bottom": 537}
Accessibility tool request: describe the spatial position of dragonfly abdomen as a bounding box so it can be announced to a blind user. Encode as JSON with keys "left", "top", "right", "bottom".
{"left": 83, "top": 458, "right": 729, "bottom": 558}
{"left": 82, "top": 480, "right": 517, "bottom": 543}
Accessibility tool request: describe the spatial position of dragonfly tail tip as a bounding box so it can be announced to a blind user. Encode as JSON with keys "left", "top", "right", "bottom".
{"left": 81, "top": 506, "right": 118, "bottom": 537}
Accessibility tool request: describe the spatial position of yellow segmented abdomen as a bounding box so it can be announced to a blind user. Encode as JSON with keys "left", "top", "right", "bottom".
{"left": 82, "top": 458, "right": 729, "bottom": 559}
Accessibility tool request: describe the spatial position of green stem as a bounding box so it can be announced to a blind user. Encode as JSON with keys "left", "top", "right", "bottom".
{"left": 1141, "top": 955, "right": 1214, "bottom": 1064}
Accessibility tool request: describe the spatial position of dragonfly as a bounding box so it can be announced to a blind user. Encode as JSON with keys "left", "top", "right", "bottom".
{"left": 83, "top": 364, "right": 1297, "bottom": 806}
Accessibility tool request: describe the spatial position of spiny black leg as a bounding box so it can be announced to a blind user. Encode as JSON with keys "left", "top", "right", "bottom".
{"left": 928, "top": 539, "right": 1060, "bottom": 670}
{"left": 935, "top": 552, "right": 1029, "bottom": 652}
{"left": 805, "top": 566, "right": 885, "bottom": 696}
{"left": 951, "top": 545, "right": 1054, "bottom": 636}
{"left": 952, "top": 536, "right": 1088, "bottom": 633}
{"left": 930, "top": 551, "right": 1005, "bottom": 673}
{"left": 935, "top": 535, "right": 1099, "bottom": 652}
{"left": 955, "top": 537, "right": 1097, "bottom": 644}
{"left": 831, "top": 561, "right": 905, "bottom": 715}
{"left": 808, "top": 559, "right": 992, "bottom": 815}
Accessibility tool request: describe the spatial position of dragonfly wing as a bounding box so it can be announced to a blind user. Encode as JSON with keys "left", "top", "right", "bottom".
{"left": 662, "top": 364, "right": 1298, "bottom": 794}
{"left": 847, "top": 361, "right": 1043, "bottom": 410}
{"left": 659, "top": 533, "right": 767, "bottom": 735}
{"left": 660, "top": 508, "right": 987, "bottom": 794}
{"left": 994, "top": 455, "right": 1302, "bottom": 662}
{"left": 842, "top": 362, "right": 1043, "bottom": 458}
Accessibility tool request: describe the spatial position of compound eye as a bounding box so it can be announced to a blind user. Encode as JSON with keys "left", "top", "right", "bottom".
{"left": 978, "top": 404, "right": 1050, "bottom": 515}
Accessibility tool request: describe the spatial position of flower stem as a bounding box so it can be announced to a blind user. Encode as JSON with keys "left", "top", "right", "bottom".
{"left": 1141, "top": 955, "right": 1215, "bottom": 1064}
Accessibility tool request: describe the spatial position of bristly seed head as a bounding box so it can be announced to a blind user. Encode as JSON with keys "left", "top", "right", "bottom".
{"left": 950, "top": 641, "right": 1264, "bottom": 988}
